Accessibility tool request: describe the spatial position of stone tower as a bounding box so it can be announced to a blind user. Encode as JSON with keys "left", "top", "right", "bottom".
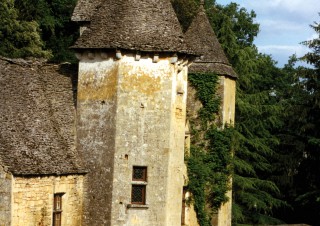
{"left": 72, "top": 0, "right": 195, "bottom": 225}
{"left": 185, "top": 2, "right": 237, "bottom": 226}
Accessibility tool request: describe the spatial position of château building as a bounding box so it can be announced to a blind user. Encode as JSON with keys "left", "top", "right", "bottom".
{"left": 0, "top": 0, "right": 236, "bottom": 225}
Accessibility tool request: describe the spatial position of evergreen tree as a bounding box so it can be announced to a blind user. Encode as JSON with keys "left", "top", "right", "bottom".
{"left": 274, "top": 18, "right": 320, "bottom": 225}
{"left": 0, "top": 0, "right": 51, "bottom": 58}
{"left": 173, "top": 0, "right": 287, "bottom": 224}
{"left": 207, "top": 3, "right": 286, "bottom": 224}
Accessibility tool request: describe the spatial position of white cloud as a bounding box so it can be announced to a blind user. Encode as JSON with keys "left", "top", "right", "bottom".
{"left": 216, "top": 0, "right": 318, "bottom": 66}
{"left": 257, "top": 44, "right": 309, "bottom": 65}
{"left": 307, "top": 33, "right": 318, "bottom": 41}
{"left": 243, "top": 0, "right": 319, "bottom": 17}
{"left": 258, "top": 45, "right": 308, "bottom": 55}
{"left": 259, "top": 19, "right": 305, "bottom": 32}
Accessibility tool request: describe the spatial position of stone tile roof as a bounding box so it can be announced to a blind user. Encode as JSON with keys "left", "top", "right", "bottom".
{"left": 0, "top": 57, "right": 85, "bottom": 176}
{"left": 185, "top": 4, "right": 237, "bottom": 78}
{"left": 72, "top": 0, "right": 194, "bottom": 54}
{"left": 71, "top": 0, "right": 103, "bottom": 22}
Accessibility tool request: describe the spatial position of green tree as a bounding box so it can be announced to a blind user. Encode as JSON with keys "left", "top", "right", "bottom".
{"left": 173, "top": 0, "right": 287, "bottom": 224}
{"left": 0, "top": 0, "right": 51, "bottom": 58}
{"left": 273, "top": 19, "right": 320, "bottom": 225}
{"left": 14, "top": 0, "right": 78, "bottom": 62}
{"left": 207, "top": 3, "right": 286, "bottom": 224}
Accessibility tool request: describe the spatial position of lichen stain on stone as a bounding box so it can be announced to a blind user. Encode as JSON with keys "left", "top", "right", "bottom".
{"left": 175, "top": 108, "right": 183, "bottom": 119}
{"left": 120, "top": 65, "right": 162, "bottom": 95}
{"left": 78, "top": 66, "right": 118, "bottom": 101}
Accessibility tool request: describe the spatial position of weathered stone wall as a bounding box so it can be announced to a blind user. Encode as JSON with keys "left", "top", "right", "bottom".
{"left": 77, "top": 55, "right": 118, "bottom": 225}
{"left": 220, "top": 76, "right": 236, "bottom": 126}
{"left": 12, "top": 175, "right": 84, "bottom": 226}
{"left": 0, "top": 164, "right": 12, "bottom": 226}
{"left": 186, "top": 75, "right": 236, "bottom": 226}
{"left": 77, "top": 52, "right": 189, "bottom": 226}
{"left": 216, "top": 76, "right": 236, "bottom": 226}
{"left": 165, "top": 62, "right": 189, "bottom": 225}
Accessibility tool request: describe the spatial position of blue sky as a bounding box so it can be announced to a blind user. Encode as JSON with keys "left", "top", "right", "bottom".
{"left": 215, "top": 0, "right": 319, "bottom": 67}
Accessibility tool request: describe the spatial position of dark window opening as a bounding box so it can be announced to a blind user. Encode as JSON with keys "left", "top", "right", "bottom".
{"left": 53, "top": 193, "right": 64, "bottom": 226}
{"left": 131, "top": 166, "right": 147, "bottom": 205}
{"left": 132, "top": 166, "right": 147, "bottom": 181}
{"left": 131, "top": 185, "right": 146, "bottom": 204}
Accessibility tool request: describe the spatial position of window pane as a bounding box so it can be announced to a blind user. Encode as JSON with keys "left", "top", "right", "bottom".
{"left": 53, "top": 213, "right": 61, "bottom": 226}
{"left": 131, "top": 185, "right": 145, "bottom": 204}
{"left": 55, "top": 195, "right": 61, "bottom": 210}
{"left": 133, "top": 167, "right": 147, "bottom": 181}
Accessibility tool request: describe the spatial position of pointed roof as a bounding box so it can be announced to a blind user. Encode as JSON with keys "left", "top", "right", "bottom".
{"left": 71, "top": 0, "right": 103, "bottom": 22}
{"left": 72, "top": 0, "right": 194, "bottom": 54}
{"left": 185, "top": 3, "right": 237, "bottom": 78}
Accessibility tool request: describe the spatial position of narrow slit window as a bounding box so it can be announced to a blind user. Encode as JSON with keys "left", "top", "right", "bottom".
{"left": 53, "top": 193, "right": 64, "bottom": 226}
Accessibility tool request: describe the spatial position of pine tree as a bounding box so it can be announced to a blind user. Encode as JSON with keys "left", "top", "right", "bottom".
{"left": 274, "top": 18, "right": 320, "bottom": 225}
{"left": 208, "top": 3, "right": 286, "bottom": 224}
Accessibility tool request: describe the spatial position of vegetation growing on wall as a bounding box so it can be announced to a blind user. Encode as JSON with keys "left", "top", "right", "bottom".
{"left": 187, "top": 72, "right": 234, "bottom": 226}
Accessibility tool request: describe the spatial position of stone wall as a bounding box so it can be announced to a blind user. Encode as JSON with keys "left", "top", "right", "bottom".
{"left": 77, "top": 54, "right": 118, "bottom": 225}
{"left": 0, "top": 164, "right": 11, "bottom": 226}
{"left": 216, "top": 76, "right": 236, "bottom": 226}
{"left": 220, "top": 76, "right": 236, "bottom": 126}
{"left": 77, "top": 51, "right": 189, "bottom": 226}
{"left": 12, "top": 174, "right": 84, "bottom": 226}
{"left": 186, "top": 75, "right": 236, "bottom": 226}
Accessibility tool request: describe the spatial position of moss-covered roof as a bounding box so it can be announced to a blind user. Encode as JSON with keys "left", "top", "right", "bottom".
{"left": 185, "top": 4, "right": 237, "bottom": 78}
{"left": 0, "top": 57, "right": 85, "bottom": 176}
{"left": 72, "top": 0, "right": 194, "bottom": 54}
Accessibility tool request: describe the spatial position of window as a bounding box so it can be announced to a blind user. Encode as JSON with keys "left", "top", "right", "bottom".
{"left": 53, "top": 193, "right": 64, "bottom": 226}
{"left": 131, "top": 166, "right": 147, "bottom": 205}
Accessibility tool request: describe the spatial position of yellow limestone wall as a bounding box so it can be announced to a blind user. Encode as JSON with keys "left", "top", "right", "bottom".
{"left": 76, "top": 51, "right": 189, "bottom": 226}
{"left": 12, "top": 175, "right": 84, "bottom": 226}
{"left": 0, "top": 165, "right": 12, "bottom": 226}
{"left": 184, "top": 75, "right": 236, "bottom": 226}
{"left": 216, "top": 76, "right": 236, "bottom": 226}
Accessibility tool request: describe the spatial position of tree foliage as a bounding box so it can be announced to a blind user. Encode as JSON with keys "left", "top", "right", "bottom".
{"left": 187, "top": 72, "right": 234, "bottom": 226}
{"left": 0, "top": 0, "right": 51, "bottom": 58}
{"left": 14, "top": 0, "right": 78, "bottom": 62}
{"left": 272, "top": 19, "right": 320, "bottom": 225}
{"left": 207, "top": 3, "right": 287, "bottom": 224}
{"left": 0, "top": 0, "right": 78, "bottom": 62}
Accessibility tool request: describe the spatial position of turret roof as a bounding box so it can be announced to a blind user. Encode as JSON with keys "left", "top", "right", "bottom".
{"left": 72, "top": 0, "right": 194, "bottom": 54}
{"left": 71, "top": 0, "right": 103, "bottom": 22}
{"left": 185, "top": 4, "right": 237, "bottom": 78}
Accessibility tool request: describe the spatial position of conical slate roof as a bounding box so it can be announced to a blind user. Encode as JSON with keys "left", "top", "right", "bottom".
{"left": 185, "top": 4, "right": 237, "bottom": 78}
{"left": 71, "top": 0, "right": 103, "bottom": 22}
{"left": 72, "top": 0, "right": 194, "bottom": 54}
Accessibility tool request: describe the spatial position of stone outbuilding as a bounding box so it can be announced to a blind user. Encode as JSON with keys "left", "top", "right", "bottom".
{"left": 0, "top": 57, "right": 86, "bottom": 226}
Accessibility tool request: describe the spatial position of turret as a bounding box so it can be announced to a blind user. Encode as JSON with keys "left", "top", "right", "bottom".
{"left": 72, "top": 0, "right": 196, "bottom": 225}
{"left": 184, "top": 1, "right": 237, "bottom": 226}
